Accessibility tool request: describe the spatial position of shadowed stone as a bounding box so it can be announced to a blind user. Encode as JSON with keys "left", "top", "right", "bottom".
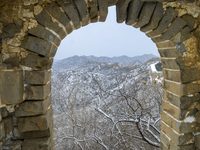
{"left": 21, "top": 135, "right": 54, "bottom": 150}
{"left": 28, "top": 24, "right": 61, "bottom": 47}
{"left": 195, "top": 134, "right": 200, "bottom": 149}
{"left": 21, "top": 53, "right": 53, "bottom": 70}
{"left": 163, "top": 68, "right": 200, "bottom": 83}
{"left": 15, "top": 96, "right": 51, "bottom": 117}
{"left": 152, "top": 17, "right": 187, "bottom": 43}
{"left": 182, "top": 14, "right": 199, "bottom": 31}
{"left": 35, "top": 9, "right": 66, "bottom": 39}
{"left": 0, "top": 70, "right": 24, "bottom": 105}
{"left": 56, "top": 0, "right": 81, "bottom": 29}
{"left": 161, "top": 111, "right": 200, "bottom": 133}
{"left": 170, "top": 141, "right": 195, "bottom": 150}
{"left": 164, "top": 80, "right": 200, "bottom": 97}
{"left": 25, "top": 70, "right": 51, "bottom": 85}
{"left": 21, "top": 36, "right": 57, "bottom": 57}
{"left": 4, "top": 57, "right": 20, "bottom": 69}
{"left": 88, "top": 0, "right": 99, "bottom": 23}
{"left": 161, "top": 121, "right": 193, "bottom": 146}
{"left": 45, "top": 2, "right": 73, "bottom": 34}
{"left": 108, "top": 0, "right": 118, "bottom": 6}
{"left": 0, "top": 23, "right": 20, "bottom": 39}
{"left": 25, "top": 82, "right": 51, "bottom": 100}
{"left": 2, "top": 117, "right": 14, "bottom": 134}
{"left": 116, "top": 0, "right": 132, "bottom": 23}
{"left": 140, "top": 2, "right": 163, "bottom": 32}
{"left": 161, "top": 58, "right": 180, "bottom": 70}
{"left": 126, "top": 0, "right": 144, "bottom": 25}
{"left": 18, "top": 106, "right": 52, "bottom": 132}
{"left": 2, "top": 140, "right": 22, "bottom": 150}
{"left": 133, "top": 2, "right": 156, "bottom": 28}
{"left": 73, "top": 0, "right": 89, "bottom": 26}
{"left": 158, "top": 48, "right": 182, "bottom": 58}
{"left": 0, "top": 123, "right": 5, "bottom": 140}
{"left": 13, "top": 19, "right": 23, "bottom": 29}
{"left": 147, "top": 7, "right": 178, "bottom": 37}
{"left": 98, "top": 0, "right": 108, "bottom": 22}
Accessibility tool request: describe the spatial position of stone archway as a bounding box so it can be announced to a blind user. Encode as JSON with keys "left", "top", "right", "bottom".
{"left": 0, "top": 0, "right": 200, "bottom": 149}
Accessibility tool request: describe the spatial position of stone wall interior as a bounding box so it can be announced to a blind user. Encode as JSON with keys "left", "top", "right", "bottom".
{"left": 0, "top": 0, "right": 200, "bottom": 149}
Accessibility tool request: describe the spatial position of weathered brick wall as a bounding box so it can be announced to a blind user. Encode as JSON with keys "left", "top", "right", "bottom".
{"left": 0, "top": 0, "right": 199, "bottom": 149}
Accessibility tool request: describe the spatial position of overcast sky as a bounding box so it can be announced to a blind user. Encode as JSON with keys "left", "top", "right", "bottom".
{"left": 54, "top": 6, "right": 159, "bottom": 60}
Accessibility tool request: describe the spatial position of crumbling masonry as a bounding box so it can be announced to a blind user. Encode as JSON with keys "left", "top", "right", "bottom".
{"left": 0, "top": 0, "right": 200, "bottom": 149}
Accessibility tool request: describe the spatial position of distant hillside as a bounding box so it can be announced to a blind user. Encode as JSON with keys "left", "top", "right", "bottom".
{"left": 53, "top": 54, "right": 159, "bottom": 71}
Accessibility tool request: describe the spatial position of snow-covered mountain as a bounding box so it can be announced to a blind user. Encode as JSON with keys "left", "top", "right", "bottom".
{"left": 51, "top": 55, "right": 162, "bottom": 150}
{"left": 52, "top": 54, "right": 159, "bottom": 71}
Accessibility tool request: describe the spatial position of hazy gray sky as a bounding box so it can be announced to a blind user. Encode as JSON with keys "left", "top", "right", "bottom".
{"left": 55, "top": 6, "right": 159, "bottom": 60}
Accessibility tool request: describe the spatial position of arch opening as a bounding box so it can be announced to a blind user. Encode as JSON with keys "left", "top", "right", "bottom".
{"left": 0, "top": 0, "right": 199, "bottom": 149}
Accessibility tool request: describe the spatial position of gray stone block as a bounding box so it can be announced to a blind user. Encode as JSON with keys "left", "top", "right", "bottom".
{"left": 133, "top": 2, "right": 156, "bottom": 28}
{"left": 18, "top": 106, "right": 53, "bottom": 132}
{"left": 21, "top": 36, "right": 57, "bottom": 58}
{"left": 152, "top": 17, "right": 187, "bottom": 43}
{"left": 73, "top": 0, "right": 89, "bottom": 26}
{"left": 126, "top": 0, "right": 144, "bottom": 25}
{"left": 116, "top": 0, "right": 132, "bottom": 23}
{"left": 21, "top": 53, "right": 53, "bottom": 70}
{"left": 2, "top": 116, "right": 14, "bottom": 134}
{"left": 28, "top": 24, "right": 61, "bottom": 46}
{"left": 2, "top": 139, "right": 22, "bottom": 150}
{"left": 0, "top": 70, "right": 24, "bottom": 105}
{"left": 0, "top": 23, "right": 20, "bottom": 39}
{"left": 98, "top": 0, "right": 108, "bottom": 22}
{"left": 25, "top": 82, "right": 51, "bottom": 100}
{"left": 88, "top": 0, "right": 99, "bottom": 23}
{"left": 140, "top": 2, "right": 163, "bottom": 32}
{"left": 56, "top": 0, "right": 81, "bottom": 29}
{"left": 45, "top": 2, "right": 73, "bottom": 34}
{"left": 147, "top": 7, "right": 178, "bottom": 37}
{"left": 35, "top": 9, "right": 66, "bottom": 39}
{"left": 0, "top": 123, "right": 5, "bottom": 140}
{"left": 15, "top": 95, "right": 51, "bottom": 117}
{"left": 25, "top": 70, "right": 51, "bottom": 85}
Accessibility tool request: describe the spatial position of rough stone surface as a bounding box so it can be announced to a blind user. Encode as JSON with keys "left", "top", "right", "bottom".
{"left": 2, "top": 140, "right": 22, "bottom": 150}
{"left": 0, "top": 23, "right": 20, "bottom": 39}
{"left": 45, "top": 2, "right": 73, "bottom": 34}
{"left": 28, "top": 24, "right": 61, "bottom": 47}
{"left": 18, "top": 106, "right": 52, "bottom": 132}
{"left": 195, "top": 134, "right": 200, "bottom": 149}
{"left": 21, "top": 36, "right": 57, "bottom": 57}
{"left": 2, "top": 117, "right": 14, "bottom": 134}
{"left": 73, "top": 0, "right": 89, "bottom": 26}
{"left": 88, "top": 0, "right": 99, "bottom": 23}
{"left": 152, "top": 17, "right": 187, "bottom": 43}
{"left": 126, "top": 0, "right": 144, "bottom": 25}
{"left": 25, "top": 82, "right": 51, "bottom": 100}
{"left": 133, "top": 2, "right": 156, "bottom": 28}
{"left": 170, "top": 141, "right": 195, "bottom": 150}
{"left": 35, "top": 9, "right": 66, "bottom": 39}
{"left": 0, "top": 123, "right": 5, "bottom": 140}
{"left": 164, "top": 79, "right": 200, "bottom": 97}
{"left": 25, "top": 70, "right": 51, "bottom": 85}
{"left": 21, "top": 135, "right": 53, "bottom": 150}
{"left": 116, "top": 0, "right": 131, "bottom": 23}
{"left": 56, "top": 0, "right": 81, "bottom": 29}
{"left": 161, "top": 121, "right": 193, "bottom": 146}
{"left": 0, "top": 70, "right": 24, "bottom": 105}
{"left": 147, "top": 7, "right": 178, "bottom": 37}
{"left": 21, "top": 53, "right": 53, "bottom": 70}
{"left": 98, "top": 0, "right": 108, "bottom": 22}
{"left": 15, "top": 95, "right": 51, "bottom": 117}
{"left": 163, "top": 90, "right": 200, "bottom": 110}
{"left": 140, "top": 2, "right": 164, "bottom": 32}
{"left": 161, "top": 110, "right": 199, "bottom": 133}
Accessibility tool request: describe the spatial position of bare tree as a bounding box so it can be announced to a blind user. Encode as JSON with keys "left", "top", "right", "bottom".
{"left": 51, "top": 66, "right": 163, "bottom": 150}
